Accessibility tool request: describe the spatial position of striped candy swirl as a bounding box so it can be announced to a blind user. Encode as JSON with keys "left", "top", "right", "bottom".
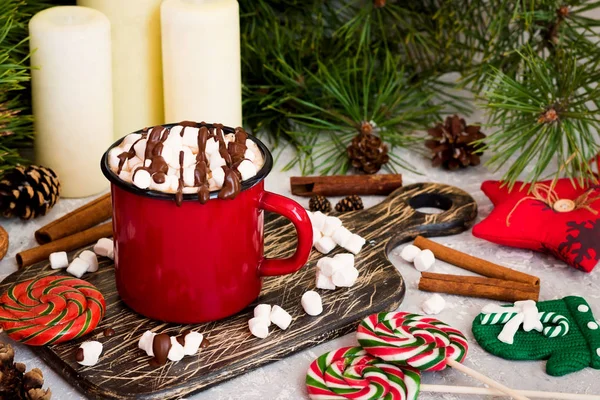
{"left": 357, "top": 312, "right": 468, "bottom": 371}
{"left": 306, "top": 346, "right": 421, "bottom": 400}
{"left": 0, "top": 276, "right": 106, "bottom": 346}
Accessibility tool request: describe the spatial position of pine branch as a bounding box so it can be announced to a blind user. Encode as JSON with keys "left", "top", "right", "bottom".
{"left": 481, "top": 48, "right": 600, "bottom": 188}
{"left": 278, "top": 51, "right": 442, "bottom": 175}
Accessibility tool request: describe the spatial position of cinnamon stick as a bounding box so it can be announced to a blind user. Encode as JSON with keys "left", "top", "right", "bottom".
{"left": 17, "top": 222, "right": 112, "bottom": 269}
{"left": 419, "top": 272, "right": 539, "bottom": 302}
{"left": 35, "top": 193, "right": 112, "bottom": 244}
{"left": 414, "top": 236, "right": 539, "bottom": 286}
{"left": 290, "top": 174, "right": 402, "bottom": 197}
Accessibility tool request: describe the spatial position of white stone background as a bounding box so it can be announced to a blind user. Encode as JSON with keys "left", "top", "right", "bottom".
{"left": 2, "top": 7, "right": 600, "bottom": 398}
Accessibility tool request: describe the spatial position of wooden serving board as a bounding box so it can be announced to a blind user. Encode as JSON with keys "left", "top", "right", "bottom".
{"left": 0, "top": 183, "right": 477, "bottom": 399}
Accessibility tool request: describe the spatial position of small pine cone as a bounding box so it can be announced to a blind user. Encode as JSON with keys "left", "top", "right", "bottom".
{"left": 27, "top": 388, "right": 52, "bottom": 400}
{"left": 335, "top": 195, "right": 364, "bottom": 212}
{"left": 425, "top": 115, "right": 486, "bottom": 171}
{"left": 347, "top": 122, "right": 389, "bottom": 174}
{"left": 308, "top": 195, "right": 331, "bottom": 213}
{"left": 0, "top": 165, "right": 60, "bottom": 220}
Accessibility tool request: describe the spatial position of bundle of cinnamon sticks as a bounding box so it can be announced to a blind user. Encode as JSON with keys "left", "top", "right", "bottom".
{"left": 414, "top": 236, "right": 540, "bottom": 302}
{"left": 17, "top": 193, "right": 113, "bottom": 268}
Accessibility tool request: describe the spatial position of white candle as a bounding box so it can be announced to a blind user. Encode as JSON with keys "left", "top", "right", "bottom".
{"left": 30, "top": 7, "right": 113, "bottom": 198}
{"left": 77, "top": 0, "right": 164, "bottom": 139}
{"left": 161, "top": 0, "right": 242, "bottom": 127}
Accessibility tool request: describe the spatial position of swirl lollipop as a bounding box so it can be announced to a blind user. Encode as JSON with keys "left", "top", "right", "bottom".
{"left": 306, "top": 346, "right": 421, "bottom": 400}
{"left": 357, "top": 312, "right": 528, "bottom": 400}
{"left": 0, "top": 276, "right": 106, "bottom": 346}
{"left": 356, "top": 312, "right": 467, "bottom": 371}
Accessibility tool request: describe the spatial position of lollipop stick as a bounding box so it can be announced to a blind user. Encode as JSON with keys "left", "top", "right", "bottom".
{"left": 422, "top": 384, "right": 597, "bottom": 399}
{"left": 446, "top": 359, "right": 530, "bottom": 400}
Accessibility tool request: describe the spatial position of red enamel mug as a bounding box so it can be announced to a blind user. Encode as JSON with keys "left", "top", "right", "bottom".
{"left": 100, "top": 123, "right": 313, "bottom": 323}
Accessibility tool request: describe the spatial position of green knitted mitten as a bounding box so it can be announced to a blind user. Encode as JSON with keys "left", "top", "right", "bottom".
{"left": 472, "top": 296, "right": 600, "bottom": 376}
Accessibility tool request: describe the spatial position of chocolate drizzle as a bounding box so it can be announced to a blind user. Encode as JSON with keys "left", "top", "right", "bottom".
{"left": 118, "top": 122, "right": 252, "bottom": 206}
{"left": 75, "top": 348, "right": 84, "bottom": 362}
{"left": 176, "top": 330, "right": 191, "bottom": 346}
{"left": 149, "top": 333, "right": 171, "bottom": 367}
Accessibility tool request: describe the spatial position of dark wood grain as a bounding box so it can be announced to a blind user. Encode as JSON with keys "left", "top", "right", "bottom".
{"left": 0, "top": 183, "right": 477, "bottom": 399}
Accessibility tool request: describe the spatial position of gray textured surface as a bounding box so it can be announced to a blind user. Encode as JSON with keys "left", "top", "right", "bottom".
{"left": 2, "top": 141, "right": 599, "bottom": 399}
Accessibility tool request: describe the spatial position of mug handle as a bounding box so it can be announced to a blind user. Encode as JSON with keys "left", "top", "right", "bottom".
{"left": 259, "top": 191, "right": 313, "bottom": 276}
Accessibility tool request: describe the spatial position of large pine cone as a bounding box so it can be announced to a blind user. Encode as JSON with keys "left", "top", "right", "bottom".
{"left": 347, "top": 122, "right": 389, "bottom": 174}
{"left": 0, "top": 343, "right": 51, "bottom": 400}
{"left": 425, "top": 115, "right": 486, "bottom": 170}
{"left": 0, "top": 165, "right": 60, "bottom": 220}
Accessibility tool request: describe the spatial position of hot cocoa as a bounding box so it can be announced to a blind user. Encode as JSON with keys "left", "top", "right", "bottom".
{"left": 107, "top": 122, "right": 264, "bottom": 205}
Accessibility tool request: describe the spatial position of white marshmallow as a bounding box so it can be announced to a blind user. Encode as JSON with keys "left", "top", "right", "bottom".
{"left": 401, "top": 245, "right": 422, "bottom": 262}
{"left": 238, "top": 159, "right": 258, "bottom": 181}
{"left": 182, "top": 331, "right": 204, "bottom": 356}
{"left": 149, "top": 176, "right": 172, "bottom": 192}
{"left": 312, "top": 226, "right": 322, "bottom": 246}
{"left": 331, "top": 226, "right": 352, "bottom": 246}
{"left": 343, "top": 234, "right": 366, "bottom": 255}
{"left": 332, "top": 266, "right": 359, "bottom": 287}
{"left": 183, "top": 167, "right": 196, "bottom": 187}
{"left": 118, "top": 170, "right": 133, "bottom": 182}
{"left": 176, "top": 146, "right": 196, "bottom": 168}
{"left": 211, "top": 166, "right": 225, "bottom": 188}
{"left": 161, "top": 144, "right": 178, "bottom": 168}
{"left": 315, "top": 236, "right": 336, "bottom": 254}
{"left": 414, "top": 249, "right": 435, "bottom": 271}
{"left": 49, "top": 252, "right": 68, "bottom": 269}
{"left": 310, "top": 211, "right": 327, "bottom": 232}
{"left": 164, "top": 130, "right": 183, "bottom": 149}
{"left": 422, "top": 294, "right": 446, "bottom": 315}
{"left": 133, "top": 138, "right": 147, "bottom": 159}
{"left": 182, "top": 187, "right": 199, "bottom": 194}
{"left": 181, "top": 127, "right": 200, "bottom": 151}
{"left": 301, "top": 291, "right": 323, "bottom": 316}
{"left": 122, "top": 133, "right": 142, "bottom": 148}
{"left": 138, "top": 331, "right": 156, "bottom": 357}
{"left": 108, "top": 147, "right": 123, "bottom": 170}
{"left": 204, "top": 137, "right": 219, "bottom": 155}
{"left": 317, "top": 257, "right": 342, "bottom": 277}
{"left": 66, "top": 258, "right": 89, "bottom": 278}
{"left": 270, "top": 305, "right": 292, "bottom": 330}
{"left": 210, "top": 152, "right": 226, "bottom": 170}
{"left": 322, "top": 216, "right": 342, "bottom": 237}
{"left": 167, "top": 337, "right": 185, "bottom": 362}
{"left": 254, "top": 304, "right": 272, "bottom": 326}
{"left": 133, "top": 169, "right": 152, "bottom": 189}
{"left": 168, "top": 175, "right": 180, "bottom": 192}
{"left": 94, "top": 238, "right": 114, "bottom": 258}
{"left": 316, "top": 271, "right": 336, "bottom": 290}
{"left": 79, "top": 250, "right": 99, "bottom": 273}
{"left": 144, "top": 159, "right": 152, "bottom": 167}
{"left": 334, "top": 253, "right": 354, "bottom": 269}
{"left": 248, "top": 317, "right": 270, "bottom": 339}
{"left": 77, "top": 341, "right": 103, "bottom": 366}
{"left": 128, "top": 157, "right": 143, "bottom": 172}
{"left": 244, "top": 148, "right": 256, "bottom": 162}
{"left": 224, "top": 133, "right": 235, "bottom": 143}
{"left": 168, "top": 124, "right": 183, "bottom": 137}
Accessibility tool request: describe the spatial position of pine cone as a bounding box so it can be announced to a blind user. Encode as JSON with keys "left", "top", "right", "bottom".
{"left": 308, "top": 195, "right": 331, "bottom": 213}
{"left": 335, "top": 195, "right": 364, "bottom": 212}
{"left": 425, "top": 115, "right": 486, "bottom": 170}
{"left": 0, "top": 165, "right": 60, "bottom": 220}
{"left": 347, "top": 122, "right": 389, "bottom": 174}
{"left": 0, "top": 343, "right": 51, "bottom": 400}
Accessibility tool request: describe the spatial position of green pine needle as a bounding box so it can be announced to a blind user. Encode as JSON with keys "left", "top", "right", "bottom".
{"left": 481, "top": 48, "right": 600, "bottom": 188}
